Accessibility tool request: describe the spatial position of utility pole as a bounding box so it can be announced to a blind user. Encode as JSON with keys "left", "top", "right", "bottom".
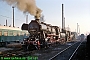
{"left": 12, "top": 6, "right": 14, "bottom": 27}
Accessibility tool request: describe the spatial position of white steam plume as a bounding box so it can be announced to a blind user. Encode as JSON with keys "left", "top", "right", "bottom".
{"left": 2, "top": 0, "right": 42, "bottom": 18}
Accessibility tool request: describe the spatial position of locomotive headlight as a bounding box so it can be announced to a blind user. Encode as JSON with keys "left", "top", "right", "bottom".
{"left": 45, "top": 38, "right": 48, "bottom": 41}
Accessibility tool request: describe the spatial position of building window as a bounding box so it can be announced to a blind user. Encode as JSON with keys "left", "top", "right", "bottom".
{"left": 9, "top": 31, "right": 13, "bottom": 36}
{"left": 13, "top": 32, "right": 17, "bottom": 36}
{"left": 17, "top": 32, "right": 20, "bottom": 36}
{"left": 20, "top": 32, "right": 22, "bottom": 35}
{"left": 22, "top": 32, "right": 25, "bottom": 35}
{"left": 0, "top": 31, "right": 2, "bottom": 36}
{"left": 4, "top": 31, "right": 8, "bottom": 36}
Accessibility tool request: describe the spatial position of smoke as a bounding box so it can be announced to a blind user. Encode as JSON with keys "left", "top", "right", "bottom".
{"left": 35, "top": 8, "right": 42, "bottom": 19}
{"left": 2, "top": 0, "right": 42, "bottom": 18}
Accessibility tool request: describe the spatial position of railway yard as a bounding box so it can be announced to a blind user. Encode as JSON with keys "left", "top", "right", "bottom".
{"left": 0, "top": 0, "right": 89, "bottom": 60}
{"left": 0, "top": 40, "right": 88, "bottom": 60}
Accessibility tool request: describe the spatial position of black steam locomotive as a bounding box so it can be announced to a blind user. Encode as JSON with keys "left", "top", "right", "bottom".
{"left": 21, "top": 19, "right": 72, "bottom": 50}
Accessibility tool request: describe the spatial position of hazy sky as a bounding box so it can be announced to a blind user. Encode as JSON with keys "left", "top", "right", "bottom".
{"left": 0, "top": 0, "right": 90, "bottom": 34}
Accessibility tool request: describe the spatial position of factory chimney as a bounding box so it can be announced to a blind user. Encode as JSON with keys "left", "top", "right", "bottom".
{"left": 26, "top": 15, "right": 28, "bottom": 24}
{"left": 6, "top": 19, "right": 7, "bottom": 26}
{"left": 62, "top": 4, "right": 64, "bottom": 32}
{"left": 12, "top": 6, "right": 14, "bottom": 27}
{"left": 64, "top": 17, "right": 65, "bottom": 29}
{"left": 77, "top": 23, "right": 78, "bottom": 36}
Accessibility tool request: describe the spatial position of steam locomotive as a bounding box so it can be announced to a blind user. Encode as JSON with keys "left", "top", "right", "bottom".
{"left": 21, "top": 19, "right": 72, "bottom": 50}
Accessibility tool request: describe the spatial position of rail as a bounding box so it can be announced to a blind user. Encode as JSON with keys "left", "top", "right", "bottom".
{"left": 68, "top": 41, "right": 82, "bottom": 60}
{"left": 49, "top": 41, "right": 78, "bottom": 60}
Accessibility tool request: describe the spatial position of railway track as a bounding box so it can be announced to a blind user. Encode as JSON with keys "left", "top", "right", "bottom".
{"left": 70, "top": 41, "right": 87, "bottom": 60}
{"left": 49, "top": 41, "right": 82, "bottom": 60}
{"left": 68, "top": 41, "right": 82, "bottom": 60}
